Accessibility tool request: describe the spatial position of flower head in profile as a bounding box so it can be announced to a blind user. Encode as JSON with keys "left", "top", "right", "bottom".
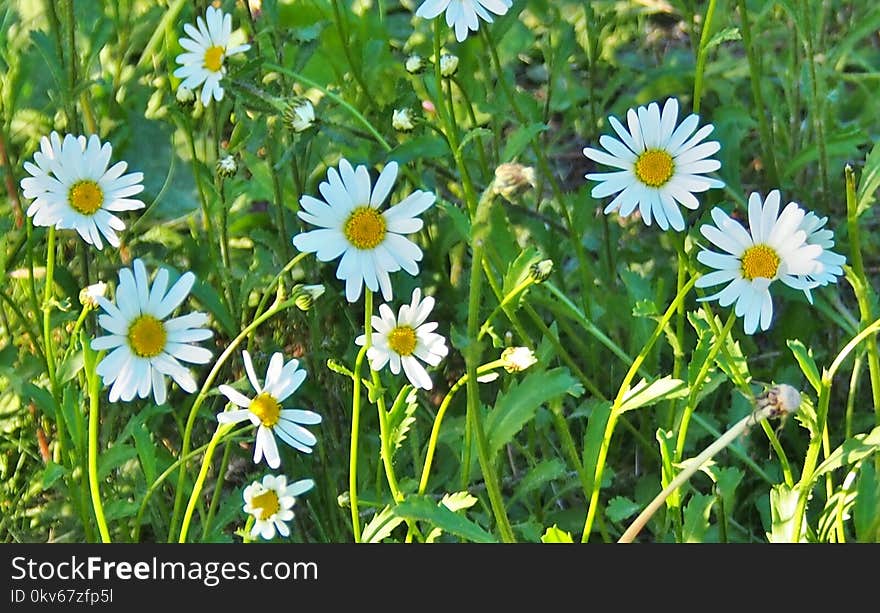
{"left": 20, "top": 131, "right": 145, "bottom": 249}
{"left": 415, "top": 0, "right": 513, "bottom": 43}
{"left": 356, "top": 288, "right": 448, "bottom": 390}
{"left": 217, "top": 351, "right": 322, "bottom": 469}
{"left": 292, "top": 159, "right": 436, "bottom": 302}
{"left": 243, "top": 474, "right": 314, "bottom": 540}
{"left": 695, "top": 190, "right": 824, "bottom": 334}
{"left": 173, "top": 6, "right": 251, "bottom": 106}
{"left": 91, "top": 259, "right": 214, "bottom": 404}
{"left": 584, "top": 98, "right": 724, "bottom": 232}
{"left": 796, "top": 211, "right": 846, "bottom": 301}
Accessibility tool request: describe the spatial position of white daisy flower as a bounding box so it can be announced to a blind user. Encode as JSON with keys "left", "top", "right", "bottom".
{"left": 292, "top": 159, "right": 436, "bottom": 303}
{"left": 91, "top": 259, "right": 214, "bottom": 404}
{"left": 355, "top": 288, "right": 448, "bottom": 390}
{"left": 415, "top": 0, "right": 513, "bottom": 43}
{"left": 20, "top": 131, "right": 145, "bottom": 250}
{"left": 695, "top": 190, "right": 824, "bottom": 334}
{"left": 217, "top": 351, "right": 322, "bottom": 469}
{"left": 242, "top": 474, "right": 314, "bottom": 540}
{"left": 583, "top": 98, "right": 725, "bottom": 232}
{"left": 173, "top": 5, "right": 251, "bottom": 107}
{"left": 797, "top": 211, "right": 846, "bottom": 301}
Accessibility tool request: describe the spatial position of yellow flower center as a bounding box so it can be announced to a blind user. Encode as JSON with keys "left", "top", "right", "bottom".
{"left": 344, "top": 207, "right": 386, "bottom": 250}
{"left": 203, "top": 45, "right": 225, "bottom": 72}
{"left": 127, "top": 315, "right": 167, "bottom": 358}
{"left": 249, "top": 392, "right": 281, "bottom": 427}
{"left": 634, "top": 149, "right": 675, "bottom": 187}
{"left": 388, "top": 325, "right": 417, "bottom": 356}
{"left": 250, "top": 489, "right": 280, "bottom": 520}
{"left": 68, "top": 180, "right": 104, "bottom": 215}
{"left": 741, "top": 244, "right": 780, "bottom": 280}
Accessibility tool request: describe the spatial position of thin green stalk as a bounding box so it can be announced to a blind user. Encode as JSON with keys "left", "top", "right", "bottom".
{"left": 668, "top": 237, "right": 689, "bottom": 430}
{"left": 63, "top": 0, "right": 81, "bottom": 134}
{"left": 736, "top": 0, "right": 779, "bottom": 184}
{"left": 478, "top": 277, "right": 534, "bottom": 341}
{"left": 845, "top": 165, "right": 880, "bottom": 426}
{"left": 692, "top": 0, "right": 718, "bottom": 113}
{"left": 86, "top": 348, "right": 111, "bottom": 543}
{"left": 347, "top": 291, "right": 372, "bottom": 543}
{"left": 42, "top": 227, "right": 57, "bottom": 387}
{"left": 330, "top": 0, "right": 375, "bottom": 110}
{"left": 800, "top": 0, "right": 830, "bottom": 207}
{"left": 178, "top": 422, "right": 236, "bottom": 542}
{"left": 200, "top": 439, "right": 233, "bottom": 541}
{"left": 581, "top": 275, "right": 698, "bottom": 541}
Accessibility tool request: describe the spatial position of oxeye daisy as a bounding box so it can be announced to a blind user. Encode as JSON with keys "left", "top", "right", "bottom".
{"left": 173, "top": 5, "right": 251, "bottom": 107}
{"left": 20, "top": 131, "right": 145, "bottom": 249}
{"left": 415, "top": 0, "right": 513, "bottom": 43}
{"left": 217, "top": 351, "right": 322, "bottom": 469}
{"left": 584, "top": 98, "right": 724, "bottom": 232}
{"left": 355, "top": 288, "right": 448, "bottom": 390}
{"left": 695, "top": 190, "right": 824, "bottom": 334}
{"left": 243, "top": 474, "right": 314, "bottom": 540}
{"left": 91, "top": 259, "right": 214, "bottom": 404}
{"left": 292, "top": 159, "right": 436, "bottom": 303}
{"left": 796, "top": 211, "right": 846, "bottom": 301}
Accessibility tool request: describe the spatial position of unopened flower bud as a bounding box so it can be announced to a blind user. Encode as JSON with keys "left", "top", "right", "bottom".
{"left": 757, "top": 384, "right": 801, "bottom": 417}
{"left": 176, "top": 85, "right": 195, "bottom": 107}
{"left": 216, "top": 155, "right": 237, "bottom": 178}
{"left": 79, "top": 282, "right": 107, "bottom": 309}
{"left": 295, "top": 284, "right": 325, "bottom": 311}
{"left": 439, "top": 54, "right": 459, "bottom": 77}
{"left": 501, "top": 347, "right": 537, "bottom": 373}
{"left": 493, "top": 162, "right": 537, "bottom": 200}
{"left": 529, "top": 259, "right": 553, "bottom": 283}
{"left": 283, "top": 97, "right": 316, "bottom": 133}
{"left": 392, "top": 108, "right": 416, "bottom": 132}
{"left": 405, "top": 54, "right": 425, "bottom": 74}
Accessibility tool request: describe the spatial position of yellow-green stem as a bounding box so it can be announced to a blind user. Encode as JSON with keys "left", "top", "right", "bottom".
{"left": 87, "top": 351, "right": 111, "bottom": 543}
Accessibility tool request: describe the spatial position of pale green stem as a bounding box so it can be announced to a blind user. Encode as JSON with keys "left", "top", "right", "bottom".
{"left": 692, "top": 0, "right": 718, "bottom": 113}
{"left": 86, "top": 346, "right": 111, "bottom": 543}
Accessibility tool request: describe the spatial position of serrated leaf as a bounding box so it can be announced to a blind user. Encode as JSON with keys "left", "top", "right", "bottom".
{"left": 501, "top": 247, "right": 541, "bottom": 297}
{"left": 485, "top": 367, "right": 583, "bottom": 456}
{"left": 582, "top": 400, "right": 613, "bottom": 492}
{"left": 511, "top": 459, "right": 566, "bottom": 505}
{"left": 783, "top": 126, "right": 864, "bottom": 179}
{"left": 540, "top": 525, "right": 574, "bottom": 543}
{"left": 814, "top": 426, "right": 880, "bottom": 479}
{"left": 440, "top": 491, "right": 479, "bottom": 512}
{"left": 853, "top": 462, "right": 879, "bottom": 541}
{"left": 787, "top": 339, "right": 821, "bottom": 393}
{"left": 98, "top": 444, "right": 138, "bottom": 479}
{"left": 103, "top": 500, "right": 140, "bottom": 521}
{"left": 393, "top": 496, "right": 497, "bottom": 543}
{"left": 57, "top": 350, "right": 84, "bottom": 385}
{"left": 857, "top": 141, "right": 880, "bottom": 215}
{"left": 132, "top": 424, "right": 157, "bottom": 484}
{"left": 40, "top": 462, "right": 66, "bottom": 491}
{"left": 389, "top": 134, "right": 448, "bottom": 164}
{"left": 606, "top": 496, "right": 641, "bottom": 523}
{"left": 705, "top": 26, "right": 741, "bottom": 51}
{"left": 768, "top": 483, "right": 804, "bottom": 543}
{"left": 326, "top": 359, "right": 355, "bottom": 379}
{"left": 682, "top": 494, "right": 715, "bottom": 542}
{"left": 362, "top": 505, "right": 405, "bottom": 543}
{"left": 437, "top": 199, "right": 470, "bottom": 242}
{"left": 458, "top": 128, "right": 493, "bottom": 155}
{"left": 618, "top": 376, "right": 688, "bottom": 413}
{"left": 389, "top": 388, "right": 418, "bottom": 454}
{"left": 501, "top": 123, "right": 548, "bottom": 163}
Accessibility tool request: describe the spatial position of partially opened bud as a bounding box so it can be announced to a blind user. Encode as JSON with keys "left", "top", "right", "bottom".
{"left": 216, "top": 155, "right": 237, "bottom": 178}
{"left": 283, "top": 97, "right": 316, "bottom": 133}
{"left": 80, "top": 282, "right": 107, "bottom": 309}
{"left": 392, "top": 108, "right": 416, "bottom": 132}
{"left": 501, "top": 347, "right": 537, "bottom": 373}
{"left": 439, "top": 54, "right": 459, "bottom": 77}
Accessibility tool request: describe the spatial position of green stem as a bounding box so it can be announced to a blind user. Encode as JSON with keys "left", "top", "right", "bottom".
{"left": 478, "top": 277, "right": 535, "bottom": 341}
{"left": 347, "top": 291, "right": 373, "bottom": 543}
{"left": 581, "top": 275, "right": 698, "bottom": 541}
{"left": 800, "top": 0, "right": 830, "bottom": 207}
{"left": 692, "top": 0, "right": 718, "bottom": 113}
{"left": 200, "top": 439, "right": 232, "bottom": 541}
{"left": 86, "top": 349, "right": 111, "bottom": 543}
{"left": 177, "top": 422, "right": 236, "bottom": 542}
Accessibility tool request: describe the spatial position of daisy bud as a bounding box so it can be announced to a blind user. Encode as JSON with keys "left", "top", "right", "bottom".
{"left": 294, "top": 284, "right": 325, "bottom": 311}
{"left": 756, "top": 384, "right": 801, "bottom": 417}
{"left": 79, "top": 282, "right": 107, "bottom": 309}
{"left": 405, "top": 54, "right": 425, "bottom": 74}
{"left": 283, "top": 97, "right": 316, "bottom": 133}
{"left": 501, "top": 347, "right": 537, "bottom": 373}
{"left": 392, "top": 108, "right": 416, "bottom": 132}
{"left": 439, "top": 54, "right": 459, "bottom": 77}
{"left": 176, "top": 85, "right": 196, "bottom": 107}
{"left": 492, "top": 162, "right": 537, "bottom": 200}
{"left": 216, "top": 155, "right": 237, "bottom": 178}
{"left": 529, "top": 259, "right": 553, "bottom": 283}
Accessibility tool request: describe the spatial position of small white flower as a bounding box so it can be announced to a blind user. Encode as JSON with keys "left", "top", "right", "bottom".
{"left": 584, "top": 98, "right": 725, "bottom": 232}
{"left": 173, "top": 5, "right": 251, "bottom": 107}
{"left": 243, "top": 474, "right": 314, "bottom": 540}
{"left": 80, "top": 282, "right": 108, "bottom": 309}
{"left": 20, "top": 132, "right": 145, "bottom": 250}
{"left": 91, "top": 259, "right": 214, "bottom": 404}
{"left": 284, "top": 97, "right": 316, "bottom": 133}
{"left": 405, "top": 54, "right": 425, "bottom": 74}
{"left": 392, "top": 108, "right": 416, "bottom": 132}
{"left": 216, "top": 155, "right": 237, "bottom": 178}
{"left": 176, "top": 85, "right": 196, "bottom": 106}
{"left": 797, "top": 211, "right": 846, "bottom": 301}
{"left": 695, "top": 190, "right": 824, "bottom": 334}
{"left": 439, "top": 53, "right": 459, "bottom": 77}
{"left": 217, "top": 351, "right": 322, "bottom": 469}
{"left": 501, "top": 347, "right": 537, "bottom": 373}
{"left": 416, "top": 0, "right": 513, "bottom": 43}
{"left": 356, "top": 288, "right": 449, "bottom": 390}
{"left": 292, "top": 159, "right": 436, "bottom": 302}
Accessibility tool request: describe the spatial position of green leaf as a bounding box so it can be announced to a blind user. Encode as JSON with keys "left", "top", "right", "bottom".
{"left": 57, "top": 350, "right": 84, "bottom": 385}
{"left": 787, "top": 339, "right": 822, "bottom": 393}
{"left": 511, "top": 459, "right": 566, "bottom": 506}
{"left": 98, "top": 444, "right": 138, "bottom": 479}
{"left": 618, "top": 376, "right": 688, "bottom": 413}
{"left": 705, "top": 26, "right": 741, "bottom": 51}
{"left": 814, "top": 426, "right": 880, "bottom": 479}
{"left": 362, "top": 505, "right": 405, "bottom": 543}
{"left": 457, "top": 128, "right": 493, "bottom": 155}
{"left": 485, "top": 367, "right": 583, "bottom": 456}
{"left": 768, "top": 483, "right": 805, "bottom": 543}
{"left": 22, "top": 383, "right": 57, "bottom": 420}
{"left": 440, "top": 491, "right": 479, "bottom": 512}
{"left": 606, "top": 496, "right": 640, "bottom": 523}
{"left": 857, "top": 141, "right": 880, "bottom": 215}
{"left": 389, "top": 388, "right": 418, "bottom": 455}
{"left": 190, "top": 277, "right": 236, "bottom": 337}
{"left": 501, "top": 123, "right": 548, "bottom": 163}
{"left": 582, "top": 400, "right": 613, "bottom": 492}
{"left": 703, "top": 466, "right": 744, "bottom": 514}
{"left": 326, "top": 359, "right": 355, "bottom": 380}
{"left": 393, "top": 496, "right": 497, "bottom": 543}
{"left": 782, "top": 126, "right": 864, "bottom": 179}
{"left": 132, "top": 424, "right": 158, "bottom": 484}
{"left": 540, "top": 525, "right": 574, "bottom": 543}
{"left": 682, "top": 494, "right": 715, "bottom": 543}
{"left": 40, "top": 461, "right": 66, "bottom": 491}
{"left": 853, "top": 462, "right": 879, "bottom": 542}
{"left": 388, "top": 135, "right": 448, "bottom": 165}
{"left": 501, "top": 247, "right": 541, "bottom": 297}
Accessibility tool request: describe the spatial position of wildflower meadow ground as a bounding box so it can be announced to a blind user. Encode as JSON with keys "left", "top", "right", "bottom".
{"left": 0, "top": 0, "right": 878, "bottom": 546}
